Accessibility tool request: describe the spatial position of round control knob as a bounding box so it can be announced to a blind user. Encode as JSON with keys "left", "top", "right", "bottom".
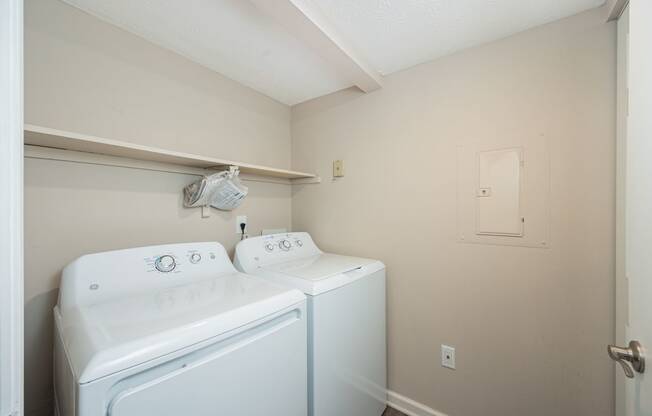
{"left": 279, "top": 240, "right": 292, "bottom": 251}
{"left": 155, "top": 255, "right": 176, "bottom": 273}
{"left": 189, "top": 253, "right": 201, "bottom": 264}
{"left": 295, "top": 240, "right": 303, "bottom": 247}
{"left": 265, "top": 243, "right": 275, "bottom": 252}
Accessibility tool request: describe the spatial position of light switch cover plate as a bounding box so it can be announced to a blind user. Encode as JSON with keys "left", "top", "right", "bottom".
{"left": 333, "top": 160, "right": 344, "bottom": 177}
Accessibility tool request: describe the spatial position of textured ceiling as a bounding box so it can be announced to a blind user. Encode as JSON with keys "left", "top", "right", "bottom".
{"left": 61, "top": 0, "right": 606, "bottom": 105}
{"left": 60, "top": 0, "right": 352, "bottom": 105}
{"left": 306, "top": 0, "right": 606, "bottom": 75}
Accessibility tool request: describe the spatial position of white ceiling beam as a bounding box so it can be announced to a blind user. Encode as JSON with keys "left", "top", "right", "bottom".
{"left": 249, "top": 0, "right": 382, "bottom": 94}
{"left": 604, "top": 0, "right": 628, "bottom": 21}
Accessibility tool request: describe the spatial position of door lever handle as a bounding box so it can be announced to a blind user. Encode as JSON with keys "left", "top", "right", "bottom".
{"left": 608, "top": 340, "right": 645, "bottom": 378}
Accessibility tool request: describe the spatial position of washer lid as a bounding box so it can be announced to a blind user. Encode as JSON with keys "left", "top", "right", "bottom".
{"left": 261, "top": 254, "right": 376, "bottom": 281}
{"left": 57, "top": 272, "right": 305, "bottom": 384}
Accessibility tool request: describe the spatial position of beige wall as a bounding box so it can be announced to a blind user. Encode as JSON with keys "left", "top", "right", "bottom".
{"left": 292, "top": 9, "right": 616, "bottom": 416}
{"left": 24, "top": 0, "right": 292, "bottom": 415}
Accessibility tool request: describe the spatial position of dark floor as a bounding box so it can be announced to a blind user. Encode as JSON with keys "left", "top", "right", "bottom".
{"left": 383, "top": 407, "right": 408, "bottom": 416}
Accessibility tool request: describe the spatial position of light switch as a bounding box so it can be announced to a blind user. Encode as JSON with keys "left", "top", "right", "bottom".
{"left": 333, "top": 160, "right": 344, "bottom": 177}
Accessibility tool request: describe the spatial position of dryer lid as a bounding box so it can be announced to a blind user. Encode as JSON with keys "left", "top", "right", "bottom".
{"left": 57, "top": 272, "right": 305, "bottom": 384}
{"left": 261, "top": 254, "right": 376, "bottom": 281}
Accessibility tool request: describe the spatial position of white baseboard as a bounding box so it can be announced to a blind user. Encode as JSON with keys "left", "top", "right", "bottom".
{"left": 386, "top": 390, "right": 449, "bottom": 416}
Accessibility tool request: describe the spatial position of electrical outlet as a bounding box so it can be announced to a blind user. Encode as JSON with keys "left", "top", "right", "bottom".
{"left": 441, "top": 345, "right": 456, "bottom": 370}
{"left": 236, "top": 215, "right": 248, "bottom": 234}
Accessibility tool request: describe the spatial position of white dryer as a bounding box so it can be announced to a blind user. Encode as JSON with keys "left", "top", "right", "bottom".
{"left": 234, "top": 232, "right": 387, "bottom": 416}
{"left": 54, "top": 242, "right": 307, "bottom": 416}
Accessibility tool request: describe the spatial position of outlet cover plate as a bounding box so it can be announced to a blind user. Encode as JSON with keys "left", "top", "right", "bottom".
{"left": 441, "top": 345, "right": 456, "bottom": 370}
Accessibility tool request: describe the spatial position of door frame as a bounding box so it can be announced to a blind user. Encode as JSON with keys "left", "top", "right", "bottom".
{"left": 615, "top": 5, "right": 629, "bottom": 416}
{"left": 0, "top": 0, "right": 24, "bottom": 415}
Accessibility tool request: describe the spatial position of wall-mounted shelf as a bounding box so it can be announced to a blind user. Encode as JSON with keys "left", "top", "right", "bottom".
{"left": 24, "top": 124, "right": 319, "bottom": 182}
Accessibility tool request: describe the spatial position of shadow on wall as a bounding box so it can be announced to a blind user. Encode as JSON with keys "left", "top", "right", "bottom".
{"left": 25, "top": 288, "right": 59, "bottom": 416}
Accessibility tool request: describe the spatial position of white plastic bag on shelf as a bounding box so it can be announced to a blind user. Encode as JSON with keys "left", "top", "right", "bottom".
{"left": 183, "top": 168, "right": 248, "bottom": 211}
{"left": 210, "top": 171, "right": 248, "bottom": 210}
{"left": 183, "top": 171, "right": 228, "bottom": 207}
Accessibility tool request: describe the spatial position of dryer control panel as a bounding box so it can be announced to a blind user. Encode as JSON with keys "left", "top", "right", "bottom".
{"left": 142, "top": 247, "right": 220, "bottom": 275}
{"left": 59, "top": 242, "right": 236, "bottom": 311}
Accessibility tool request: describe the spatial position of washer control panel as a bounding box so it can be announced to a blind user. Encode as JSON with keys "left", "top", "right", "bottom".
{"left": 260, "top": 235, "right": 305, "bottom": 253}
{"left": 279, "top": 239, "right": 292, "bottom": 251}
{"left": 234, "top": 232, "right": 321, "bottom": 271}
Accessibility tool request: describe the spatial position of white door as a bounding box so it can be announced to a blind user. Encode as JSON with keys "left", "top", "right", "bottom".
{"left": 612, "top": 2, "right": 652, "bottom": 415}
{"left": 0, "top": 0, "right": 24, "bottom": 415}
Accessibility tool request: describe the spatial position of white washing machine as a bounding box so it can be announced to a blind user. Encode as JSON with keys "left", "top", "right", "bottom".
{"left": 54, "top": 242, "right": 307, "bottom": 416}
{"left": 234, "top": 232, "right": 387, "bottom": 416}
